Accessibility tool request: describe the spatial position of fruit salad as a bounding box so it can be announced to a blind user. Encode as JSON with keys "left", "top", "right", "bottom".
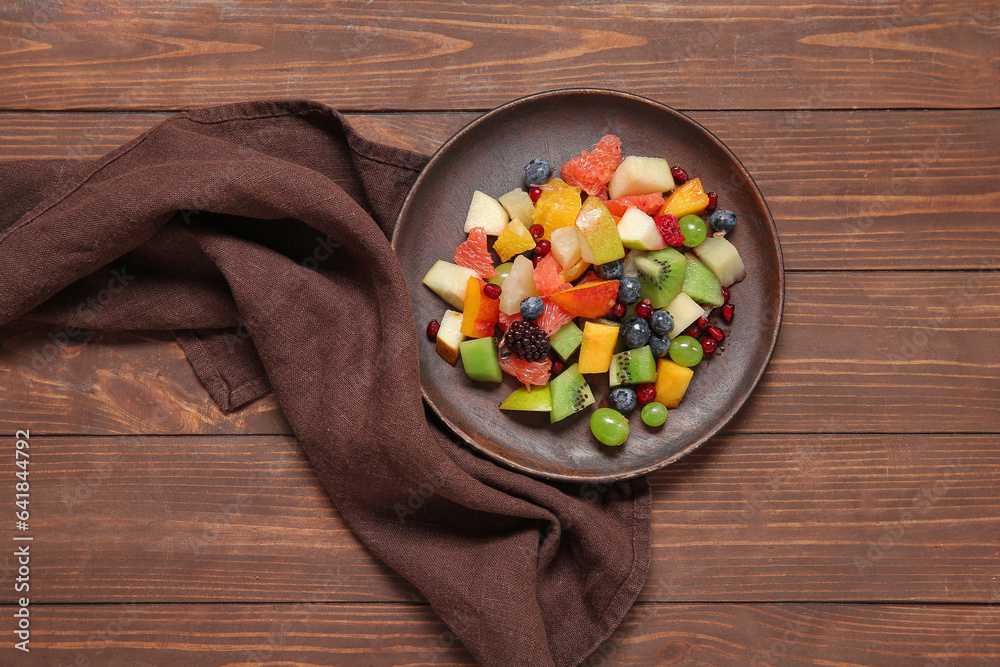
{"left": 421, "top": 136, "right": 746, "bottom": 448}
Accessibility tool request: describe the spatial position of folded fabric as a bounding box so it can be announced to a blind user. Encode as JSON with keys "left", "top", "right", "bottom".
{"left": 0, "top": 100, "right": 650, "bottom": 666}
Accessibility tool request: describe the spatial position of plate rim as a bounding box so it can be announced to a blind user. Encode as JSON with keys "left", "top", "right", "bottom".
{"left": 392, "top": 87, "right": 784, "bottom": 482}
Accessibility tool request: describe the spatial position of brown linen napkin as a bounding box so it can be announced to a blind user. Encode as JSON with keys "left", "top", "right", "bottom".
{"left": 0, "top": 100, "right": 650, "bottom": 666}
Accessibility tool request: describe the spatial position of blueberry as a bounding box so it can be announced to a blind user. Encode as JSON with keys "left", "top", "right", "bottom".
{"left": 649, "top": 334, "right": 670, "bottom": 358}
{"left": 608, "top": 387, "right": 637, "bottom": 415}
{"left": 520, "top": 296, "right": 544, "bottom": 321}
{"left": 617, "top": 276, "right": 642, "bottom": 306}
{"left": 649, "top": 310, "right": 674, "bottom": 337}
{"left": 523, "top": 158, "right": 553, "bottom": 187}
{"left": 623, "top": 317, "right": 651, "bottom": 349}
{"left": 594, "top": 259, "right": 624, "bottom": 281}
{"left": 709, "top": 209, "right": 737, "bottom": 234}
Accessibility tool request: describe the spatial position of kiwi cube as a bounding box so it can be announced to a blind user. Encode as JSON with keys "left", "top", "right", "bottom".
{"left": 549, "top": 321, "right": 583, "bottom": 361}
{"left": 460, "top": 337, "right": 502, "bottom": 383}
{"left": 681, "top": 255, "right": 724, "bottom": 306}
{"left": 550, "top": 363, "right": 595, "bottom": 423}
{"left": 609, "top": 346, "right": 657, "bottom": 387}
{"left": 635, "top": 247, "right": 687, "bottom": 308}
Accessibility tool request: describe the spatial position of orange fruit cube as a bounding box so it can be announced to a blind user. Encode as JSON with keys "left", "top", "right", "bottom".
{"left": 461, "top": 276, "right": 499, "bottom": 338}
{"left": 578, "top": 321, "right": 620, "bottom": 374}
{"left": 658, "top": 178, "right": 709, "bottom": 219}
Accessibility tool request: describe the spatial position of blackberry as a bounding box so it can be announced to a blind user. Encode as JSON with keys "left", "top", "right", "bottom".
{"left": 504, "top": 320, "right": 550, "bottom": 361}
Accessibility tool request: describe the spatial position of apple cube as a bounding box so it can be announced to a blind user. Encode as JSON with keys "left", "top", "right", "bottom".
{"left": 575, "top": 197, "right": 625, "bottom": 265}
{"left": 664, "top": 292, "right": 704, "bottom": 338}
{"left": 608, "top": 156, "right": 675, "bottom": 199}
{"left": 617, "top": 207, "right": 667, "bottom": 251}
{"left": 558, "top": 257, "right": 590, "bottom": 283}
{"left": 498, "top": 189, "right": 534, "bottom": 226}
{"left": 498, "top": 254, "right": 540, "bottom": 316}
{"left": 692, "top": 235, "right": 746, "bottom": 287}
{"left": 464, "top": 190, "right": 508, "bottom": 235}
{"left": 422, "top": 260, "right": 478, "bottom": 310}
{"left": 550, "top": 225, "right": 582, "bottom": 268}
{"left": 435, "top": 310, "right": 464, "bottom": 365}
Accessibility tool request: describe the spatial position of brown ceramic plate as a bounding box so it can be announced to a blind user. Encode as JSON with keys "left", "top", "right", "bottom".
{"left": 393, "top": 89, "right": 782, "bottom": 482}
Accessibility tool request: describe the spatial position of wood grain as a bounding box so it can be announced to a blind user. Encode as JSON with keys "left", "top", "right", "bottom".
{"left": 0, "top": 321, "right": 289, "bottom": 435}
{"left": 1, "top": 110, "right": 997, "bottom": 271}
{"left": 9, "top": 602, "right": 1000, "bottom": 665}
{"left": 3, "top": 273, "right": 997, "bottom": 436}
{"left": 6, "top": 434, "right": 996, "bottom": 604}
{"left": 0, "top": 1, "right": 997, "bottom": 111}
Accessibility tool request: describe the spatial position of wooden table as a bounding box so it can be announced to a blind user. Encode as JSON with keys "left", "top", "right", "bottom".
{"left": 2, "top": 2, "right": 998, "bottom": 664}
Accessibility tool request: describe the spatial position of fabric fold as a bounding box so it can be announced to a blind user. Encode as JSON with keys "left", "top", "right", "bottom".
{"left": 0, "top": 100, "right": 650, "bottom": 666}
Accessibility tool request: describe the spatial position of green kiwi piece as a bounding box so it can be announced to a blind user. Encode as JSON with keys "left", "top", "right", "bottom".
{"left": 681, "top": 255, "right": 724, "bottom": 306}
{"left": 635, "top": 247, "right": 687, "bottom": 308}
{"left": 550, "top": 363, "right": 595, "bottom": 423}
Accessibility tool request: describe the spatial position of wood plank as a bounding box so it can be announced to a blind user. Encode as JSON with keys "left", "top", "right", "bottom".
{"left": 0, "top": 1, "right": 997, "bottom": 110}
{"left": 0, "top": 321, "right": 290, "bottom": 436}
{"left": 1, "top": 110, "right": 998, "bottom": 270}
{"left": 5, "top": 434, "right": 997, "bottom": 604}
{"left": 3, "top": 273, "right": 997, "bottom": 436}
{"left": 10, "top": 602, "right": 1000, "bottom": 665}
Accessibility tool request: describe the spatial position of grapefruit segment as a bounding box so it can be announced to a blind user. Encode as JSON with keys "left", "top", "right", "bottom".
{"left": 536, "top": 298, "right": 576, "bottom": 335}
{"left": 561, "top": 134, "right": 624, "bottom": 196}
{"left": 604, "top": 193, "right": 666, "bottom": 218}
{"left": 499, "top": 355, "right": 551, "bottom": 388}
{"left": 533, "top": 254, "right": 569, "bottom": 296}
{"left": 454, "top": 227, "right": 497, "bottom": 278}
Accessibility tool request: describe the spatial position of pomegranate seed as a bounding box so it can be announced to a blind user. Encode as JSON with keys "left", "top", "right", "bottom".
{"left": 696, "top": 316, "right": 710, "bottom": 330}
{"left": 722, "top": 304, "right": 735, "bottom": 323}
{"left": 636, "top": 384, "right": 656, "bottom": 405}
{"left": 528, "top": 187, "right": 543, "bottom": 202}
{"left": 550, "top": 358, "right": 566, "bottom": 377}
{"left": 635, "top": 299, "right": 653, "bottom": 320}
{"left": 535, "top": 239, "right": 551, "bottom": 257}
{"left": 684, "top": 325, "right": 700, "bottom": 338}
{"left": 529, "top": 224, "right": 544, "bottom": 239}
{"left": 612, "top": 302, "right": 626, "bottom": 319}
{"left": 426, "top": 320, "right": 440, "bottom": 340}
{"left": 707, "top": 326, "right": 724, "bottom": 341}
{"left": 483, "top": 283, "right": 502, "bottom": 299}
{"left": 671, "top": 166, "right": 688, "bottom": 184}
{"left": 700, "top": 336, "right": 717, "bottom": 354}
{"left": 705, "top": 191, "right": 718, "bottom": 214}
{"left": 720, "top": 286, "right": 730, "bottom": 303}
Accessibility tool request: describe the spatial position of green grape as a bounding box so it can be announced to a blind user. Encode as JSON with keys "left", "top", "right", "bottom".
{"left": 669, "top": 335, "right": 704, "bottom": 367}
{"left": 489, "top": 262, "right": 514, "bottom": 286}
{"left": 678, "top": 214, "right": 707, "bottom": 247}
{"left": 641, "top": 402, "right": 668, "bottom": 427}
{"left": 590, "top": 408, "right": 629, "bottom": 447}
